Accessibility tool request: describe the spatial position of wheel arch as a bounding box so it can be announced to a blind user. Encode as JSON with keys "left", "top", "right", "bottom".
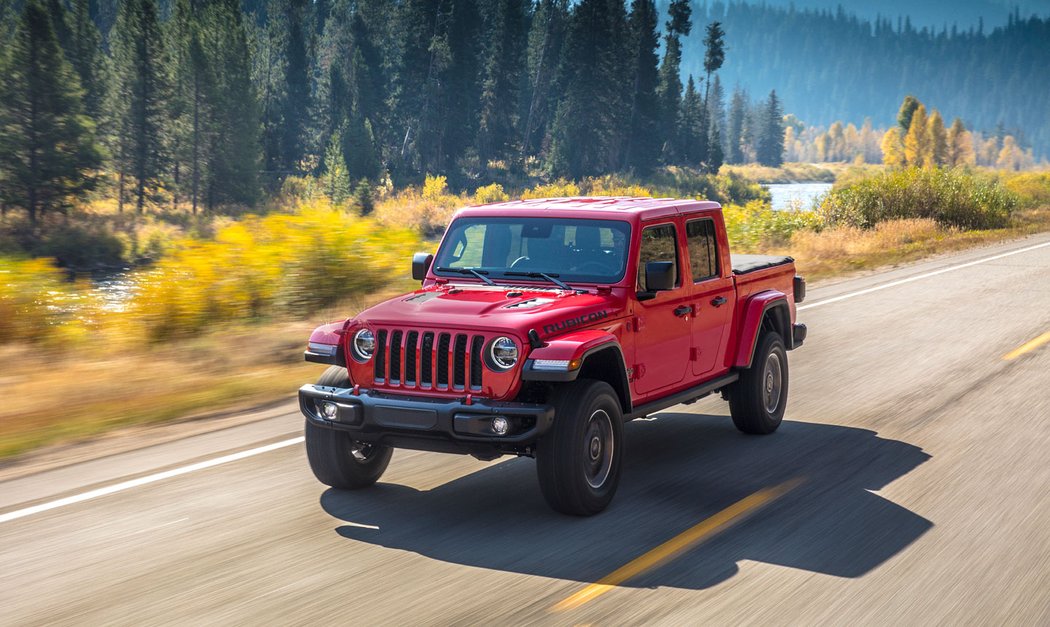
{"left": 522, "top": 330, "right": 632, "bottom": 415}
{"left": 733, "top": 291, "right": 793, "bottom": 369}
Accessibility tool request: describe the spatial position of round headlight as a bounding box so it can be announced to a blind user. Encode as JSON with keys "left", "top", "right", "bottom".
{"left": 351, "top": 329, "right": 376, "bottom": 362}
{"left": 489, "top": 336, "right": 518, "bottom": 370}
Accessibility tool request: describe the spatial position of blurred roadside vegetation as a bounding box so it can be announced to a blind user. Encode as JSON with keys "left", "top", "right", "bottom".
{"left": 2, "top": 165, "right": 1049, "bottom": 459}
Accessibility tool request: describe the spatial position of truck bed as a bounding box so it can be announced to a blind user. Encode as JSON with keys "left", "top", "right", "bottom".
{"left": 730, "top": 254, "right": 795, "bottom": 275}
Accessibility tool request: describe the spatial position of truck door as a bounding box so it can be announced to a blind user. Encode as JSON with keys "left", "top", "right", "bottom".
{"left": 685, "top": 217, "right": 735, "bottom": 377}
{"left": 632, "top": 221, "right": 692, "bottom": 396}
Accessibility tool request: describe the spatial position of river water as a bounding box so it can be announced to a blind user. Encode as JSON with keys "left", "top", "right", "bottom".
{"left": 766, "top": 182, "right": 833, "bottom": 211}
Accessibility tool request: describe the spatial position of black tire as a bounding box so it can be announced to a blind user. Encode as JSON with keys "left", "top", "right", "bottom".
{"left": 536, "top": 379, "right": 624, "bottom": 516}
{"left": 729, "top": 332, "right": 789, "bottom": 435}
{"left": 304, "top": 366, "right": 393, "bottom": 489}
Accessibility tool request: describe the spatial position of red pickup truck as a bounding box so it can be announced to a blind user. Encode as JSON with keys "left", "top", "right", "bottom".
{"left": 300, "top": 197, "right": 806, "bottom": 515}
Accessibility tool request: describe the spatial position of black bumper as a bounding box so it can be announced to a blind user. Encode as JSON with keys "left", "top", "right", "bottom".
{"left": 299, "top": 384, "right": 555, "bottom": 457}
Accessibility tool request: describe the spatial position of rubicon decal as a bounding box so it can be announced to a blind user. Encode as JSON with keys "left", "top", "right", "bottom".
{"left": 543, "top": 311, "right": 609, "bottom": 335}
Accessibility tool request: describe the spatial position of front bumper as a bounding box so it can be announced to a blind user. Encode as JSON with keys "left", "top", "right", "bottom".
{"left": 298, "top": 384, "right": 555, "bottom": 457}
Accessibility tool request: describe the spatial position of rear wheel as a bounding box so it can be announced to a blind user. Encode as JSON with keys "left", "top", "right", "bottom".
{"left": 536, "top": 380, "right": 624, "bottom": 516}
{"left": 729, "top": 332, "right": 789, "bottom": 434}
{"left": 304, "top": 366, "right": 392, "bottom": 489}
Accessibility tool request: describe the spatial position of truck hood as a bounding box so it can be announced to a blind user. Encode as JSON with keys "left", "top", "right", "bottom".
{"left": 355, "top": 283, "right": 627, "bottom": 338}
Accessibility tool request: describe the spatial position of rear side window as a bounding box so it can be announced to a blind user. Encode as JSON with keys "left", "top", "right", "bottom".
{"left": 637, "top": 223, "right": 680, "bottom": 291}
{"left": 686, "top": 218, "right": 719, "bottom": 282}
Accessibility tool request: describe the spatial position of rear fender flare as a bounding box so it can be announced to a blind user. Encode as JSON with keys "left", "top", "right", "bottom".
{"left": 733, "top": 291, "right": 791, "bottom": 368}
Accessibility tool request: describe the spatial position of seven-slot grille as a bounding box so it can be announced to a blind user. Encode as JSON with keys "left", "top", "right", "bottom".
{"left": 373, "top": 329, "right": 485, "bottom": 391}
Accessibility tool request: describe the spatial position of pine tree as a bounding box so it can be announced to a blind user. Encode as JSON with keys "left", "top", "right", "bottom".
{"left": 880, "top": 127, "right": 906, "bottom": 167}
{"left": 476, "top": 0, "right": 528, "bottom": 166}
{"left": 707, "top": 74, "right": 726, "bottom": 151}
{"left": 678, "top": 75, "right": 703, "bottom": 165}
{"left": 946, "top": 118, "right": 975, "bottom": 166}
{"left": 656, "top": 0, "right": 690, "bottom": 163}
{"left": 897, "top": 95, "right": 920, "bottom": 132}
{"left": 322, "top": 128, "right": 351, "bottom": 204}
{"left": 726, "top": 86, "right": 746, "bottom": 164}
{"left": 202, "top": 0, "right": 260, "bottom": 208}
{"left": 0, "top": 0, "right": 102, "bottom": 224}
{"left": 622, "top": 0, "right": 660, "bottom": 173}
{"left": 343, "top": 112, "right": 379, "bottom": 181}
{"left": 903, "top": 103, "right": 930, "bottom": 167}
{"left": 393, "top": 0, "right": 482, "bottom": 176}
{"left": 112, "top": 0, "right": 169, "bottom": 213}
{"left": 185, "top": 28, "right": 212, "bottom": 213}
{"left": 707, "top": 118, "right": 724, "bottom": 173}
{"left": 43, "top": 0, "right": 71, "bottom": 55}
{"left": 698, "top": 20, "right": 724, "bottom": 170}
{"left": 67, "top": 0, "right": 107, "bottom": 122}
{"left": 756, "top": 89, "right": 784, "bottom": 167}
{"left": 927, "top": 109, "right": 948, "bottom": 167}
{"left": 546, "top": 0, "right": 627, "bottom": 177}
{"left": 521, "top": 0, "right": 568, "bottom": 157}
{"left": 281, "top": 0, "right": 311, "bottom": 173}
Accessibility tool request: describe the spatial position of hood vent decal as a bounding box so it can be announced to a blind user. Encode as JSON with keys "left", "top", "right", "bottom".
{"left": 403, "top": 292, "right": 442, "bottom": 303}
{"left": 504, "top": 297, "right": 556, "bottom": 310}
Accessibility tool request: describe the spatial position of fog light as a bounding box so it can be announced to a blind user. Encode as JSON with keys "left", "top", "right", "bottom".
{"left": 320, "top": 401, "right": 339, "bottom": 420}
{"left": 491, "top": 415, "right": 509, "bottom": 435}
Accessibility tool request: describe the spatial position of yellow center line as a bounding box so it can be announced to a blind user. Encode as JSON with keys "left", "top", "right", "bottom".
{"left": 1003, "top": 330, "right": 1050, "bottom": 361}
{"left": 550, "top": 477, "right": 804, "bottom": 613}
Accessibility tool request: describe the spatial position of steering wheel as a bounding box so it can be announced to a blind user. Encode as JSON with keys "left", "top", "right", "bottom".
{"left": 576, "top": 261, "right": 614, "bottom": 275}
{"left": 510, "top": 256, "right": 531, "bottom": 268}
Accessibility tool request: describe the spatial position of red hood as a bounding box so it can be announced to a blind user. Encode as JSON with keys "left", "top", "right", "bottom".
{"left": 354, "top": 283, "right": 628, "bottom": 340}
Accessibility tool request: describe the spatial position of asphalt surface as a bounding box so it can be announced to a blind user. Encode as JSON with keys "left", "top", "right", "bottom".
{"left": 2, "top": 234, "right": 1050, "bottom": 625}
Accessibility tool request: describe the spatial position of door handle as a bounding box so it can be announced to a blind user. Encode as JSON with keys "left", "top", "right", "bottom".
{"left": 710, "top": 296, "right": 727, "bottom": 307}
{"left": 674, "top": 305, "right": 692, "bottom": 317}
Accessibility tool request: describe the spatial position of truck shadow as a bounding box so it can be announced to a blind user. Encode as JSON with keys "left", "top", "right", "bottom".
{"left": 321, "top": 414, "right": 932, "bottom": 591}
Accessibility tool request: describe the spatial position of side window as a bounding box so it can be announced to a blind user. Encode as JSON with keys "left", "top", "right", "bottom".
{"left": 637, "top": 223, "right": 680, "bottom": 291}
{"left": 686, "top": 218, "right": 720, "bottom": 282}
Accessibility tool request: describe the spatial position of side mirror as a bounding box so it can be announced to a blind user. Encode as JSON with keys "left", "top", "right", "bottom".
{"left": 412, "top": 252, "right": 434, "bottom": 281}
{"left": 644, "top": 261, "right": 675, "bottom": 292}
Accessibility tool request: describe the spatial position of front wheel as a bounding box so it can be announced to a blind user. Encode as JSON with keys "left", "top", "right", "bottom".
{"left": 304, "top": 366, "right": 393, "bottom": 489}
{"left": 729, "top": 332, "right": 789, "bottom": 434}
{"left": 536, "top": 380, "right": 624, "bottom": 516}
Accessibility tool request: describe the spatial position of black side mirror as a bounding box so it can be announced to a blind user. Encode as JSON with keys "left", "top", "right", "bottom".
{"left": 412, "top": 252, "right": 434, "bottom": 281}
{"left": 644, "top": 261, "right": 676, "bottom": 292}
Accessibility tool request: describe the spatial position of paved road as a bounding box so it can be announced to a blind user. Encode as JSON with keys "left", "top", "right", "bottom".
{"left": 3, "top": 235, "right": 1050, "bottom": 625}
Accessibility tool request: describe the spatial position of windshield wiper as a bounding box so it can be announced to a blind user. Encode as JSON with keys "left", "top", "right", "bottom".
{"left": 505, "top": 271, "right": 571, "bottom": 291}
{"left": 434, "top": 266, "right": 495, "bottom": 286}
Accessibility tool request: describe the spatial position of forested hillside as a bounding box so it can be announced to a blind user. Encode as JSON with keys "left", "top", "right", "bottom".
{"left": 677, "top": 1, "right": 1050, "bottom": 158}
{"left": 2, "top": 0, "right": 784, "bottom": 220}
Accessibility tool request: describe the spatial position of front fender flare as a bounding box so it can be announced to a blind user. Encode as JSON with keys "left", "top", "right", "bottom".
{"left": 521, "top": 329, "right": 632, "bottom": 413}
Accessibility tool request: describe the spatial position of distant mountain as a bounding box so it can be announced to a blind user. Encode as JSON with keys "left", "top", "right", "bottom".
{"left": 676, "top": 2, "right": 1050, "bottom": 157}
{"left": 730, "top": 0, "right": 1050, "bottom": 29}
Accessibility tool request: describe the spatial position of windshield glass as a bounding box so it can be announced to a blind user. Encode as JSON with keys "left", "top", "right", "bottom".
{"left": 433, "top": 217, "right": 631, "bottom": 285}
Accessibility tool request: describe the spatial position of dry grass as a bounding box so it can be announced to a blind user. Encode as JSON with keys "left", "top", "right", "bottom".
{"left": 781, "top": 207, "right": 1050, "bottom": 280}
{"left": 720, "top": 162, "right": 838, "bottom": 183}
{"left": 0, "top": 289, "right": 403, "bottom": 459}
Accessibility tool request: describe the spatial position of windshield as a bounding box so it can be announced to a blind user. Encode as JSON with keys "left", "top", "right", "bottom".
{"left": 433, "top": 216, "right": 631, "bottom": 285}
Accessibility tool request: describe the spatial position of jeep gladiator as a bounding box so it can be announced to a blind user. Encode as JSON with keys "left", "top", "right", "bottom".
{"left": 299, "top": 197, "right": 806, "bottom": 515}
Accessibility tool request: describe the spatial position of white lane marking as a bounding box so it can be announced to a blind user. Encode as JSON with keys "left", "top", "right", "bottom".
{"left": 0, "top": 437, "right": 304, "bottom": 525}
{"left": 340, "top": 521, "right": 380, "bottom": 530}
{"left": 798, "top": 239, "right": 1050, "bottom": 312}
{"left": 131, "top": 517, "right": 190, "bottom": 535}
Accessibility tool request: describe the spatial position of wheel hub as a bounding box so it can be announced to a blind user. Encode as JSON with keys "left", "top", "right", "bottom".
{"left": 763, "top": 352, "right": 783, "bottom": 414}
{"left": 584, "top": 409, "right": 614, "bottom": 489}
